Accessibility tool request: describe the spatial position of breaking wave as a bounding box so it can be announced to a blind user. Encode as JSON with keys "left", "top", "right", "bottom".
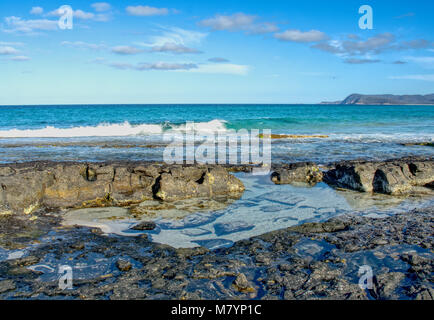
{"left": 0, "top": 120, "right": 229, "bottom": 138}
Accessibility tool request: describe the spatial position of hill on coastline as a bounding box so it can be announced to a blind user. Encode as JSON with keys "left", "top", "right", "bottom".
{"left": 321, "top": 94, "right": 434, "bottom": 105}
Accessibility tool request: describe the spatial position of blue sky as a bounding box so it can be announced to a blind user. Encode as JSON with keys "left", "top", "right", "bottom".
{"left": 0, "top": 0, "right": 433, "bottom": 105}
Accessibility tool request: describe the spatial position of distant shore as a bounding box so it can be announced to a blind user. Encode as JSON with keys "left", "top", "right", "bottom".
{"left": 321, "top": 93, "right": 434, "bottom": 105}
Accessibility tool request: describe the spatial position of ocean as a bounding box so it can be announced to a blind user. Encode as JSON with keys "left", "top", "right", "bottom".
{"left": 1, "top": 104, "right": 434, "bottom": 249}
{"left": 0, "top": 104, "right": 433, "bottom": 164}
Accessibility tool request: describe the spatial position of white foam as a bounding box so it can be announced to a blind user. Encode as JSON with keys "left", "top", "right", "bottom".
{"left": 330, "top": 133, "right": 434, "bottom": 143}
{"left": 0, "top": 120, "right": 229, "bottom": 138}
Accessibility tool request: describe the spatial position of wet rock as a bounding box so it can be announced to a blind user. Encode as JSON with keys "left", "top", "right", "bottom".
{"left": 324, "top": 158, "right": 434, "bottom": 195}
{"left": 153, "top": 166, "right": 244, "bottom": 201}
{"left": 324, "top": 162, "right": 378, "bottom": 192}
{"left": 255, "top": 253, "right": 272, "bottom": 265}
{"left": 233, "top": 273, "right": 255, "bottom": 293}
{"left": 271, "top": 163, "right": 323, "bottom": 185}
{"left": 0, "top": 192, "right": 432, "bottom": 301}
{"left": 7, "top": 255, "right": 40, "bottom": 267}
{"left": 0, "top": 280, "right": 16, "bottom": 294}
{"left": 289, "top": 219, "right": 348, "bottom": 234}
{"left": 130, "top": 221, "right": 157, "bottom": 231}
{"left": 69, "top": 242, "right": 85, "bottom": 250}
{"left": 401, "top": 142, "right": 434, "bottom": 148}
{"left": 0, "top": 162, "right": 244, "bottom": 214}
{"left": 116, "top": 259, "right": 132, "bottom": 272}
{"left": 372, "top": 272, "right": 405, "bottom": 299}
{"left": 400, "top": 253, "right": 431, "bottom": 267}
{"left": 214, "top": 221, "right": 254, "bottom": 236}
{"left": 414, "top": 287, "right": 434, "bottom": 300}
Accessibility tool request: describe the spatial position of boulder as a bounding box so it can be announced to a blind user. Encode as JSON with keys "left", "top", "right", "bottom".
{"left": 324, "top": 158, "right": 434, "bottom": 195}
{"left": 130, "top": 221, "right": 157, "bottom": 231}
{"left": 271, "top": 163, "right": 323, "bottom": 185}
{"left": 0, "top": 162, "right": 245, "bottom": 214}
{"left": 153, "top": 166, "right": 244, "bottom": 201}
{"left": 323, "top": 162, "right": 377, "bottom": 192}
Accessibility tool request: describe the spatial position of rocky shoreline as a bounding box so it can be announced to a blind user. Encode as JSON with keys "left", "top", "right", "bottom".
{"left": 1, "top": 156, "right": 433, "bottom": 216}
{"left": 0, "top": 162, "right": 245, "bottom": 215}
{"left": 0, "top": 206, "right": 432, "bottom": 300}
{"left": 0, "top": 157, "right": 433, "bottom": 300}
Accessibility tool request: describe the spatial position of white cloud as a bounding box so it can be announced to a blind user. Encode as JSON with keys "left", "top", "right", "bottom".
{"left": 74, "top": 10, "right": 95, "bottom": 20}
{"left": 275, "top": 29, "right": 327, "bottom": 43}
{"left": 0, "top": 46, "right": 20, "bottom": 55}
{"left": 313, "top": 33, "right": 432, "bottom": 58}
{"left": 199, "top": 13, "right": 278, "bottom": 34}
{"left": 111, "top": 46, "right": 143, "bottom": 55}
{"left": 3, "top": 16, "right": 58, "bottom": 33}
{"left": 61, "top": 41, "right": 106, "bottom": 50}
{"left": 30, "top": 7, "right": 44, "bottom": 15}
{"left": 108, "top": 61, "right": 198, "bottom": 71}
{"left": 10, "top": 55, "right": 30, "bottom": 61}
{"left": 187, "top": 63, "right": 250, "bottom": 75}
{"left": 137, "top": 27, "right": 207, "bottom": 49}
{"left": 389, "top": 74, "right": 434, "bottom": 81}
{"left": 47, "top": 7, "right": 109, "bottom": 21}
{"left": 150, "top": 43, "right": 202, "bottom": 54}
{"left": 200, "top": 13, "right": 255, "bottom": 31}
{"left": 126, "top": 6, "right": 169, "bottom": 16}
{"left": 0, "top": 41, "right": 24, "bottom": 46}
{"left": 91, "top": 2, "right": 111, "bottom": 12}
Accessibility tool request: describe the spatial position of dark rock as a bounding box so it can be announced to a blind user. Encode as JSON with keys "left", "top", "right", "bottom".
{"left": 154, "top": 166, "right": 244, "bottom": 201}
{"left": 289, "top": 219, "right": 348, "bottom": 233}
{"left": 415, "top": 287, "right": 434, "bottom": 300}
{"left": 0, "top": 280, "right": 16, "bottom": 294}
{"left": 130, "top": 221, "right": 157, "bottom": 231}
{"left": 324, "top": 158, "right": 434, "bottom": 195}
{"left": 7, "top": 255, "right": 40, "bottom": 267}
{"left": 116, "top": 259, "right": 132, "bottom": 272}
{"left": 372, "top": 272, "right": 405, "bottom": 299}
{"left": 271, "top": 163, "right": 323, "bottom": 185}
{"left": 214, "top": 221, "right": 254, "bottom": 236}
{"left": 233, "top": 273, "right": 255, "bottom": 293}
{"left": 0, "top": 162, "right": 244, "bottom": 214}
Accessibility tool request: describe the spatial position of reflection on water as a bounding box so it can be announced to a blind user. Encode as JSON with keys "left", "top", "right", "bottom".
{"left": 61, "top": 173, "right": 434, "bottom": 249}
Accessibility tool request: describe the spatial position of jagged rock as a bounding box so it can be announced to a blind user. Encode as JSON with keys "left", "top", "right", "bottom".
{"left": 271, "top": 163, "right": 323, "bottom": 185}
{"left": 116, "top": 259, "right": 132, "bottom": 272}
{"left": 233, "top": 273, "right": 255, "bottom": 293}
{"left": 130, "top": 221, "right": 157, "bottom": 231}
{"left": 288, "top": 219, "right": 348, "bottom": 233}
{"left": 153, "top": 166, "right": 244, "bottom": 201}
{"left": 0, "top": 280, "right": 16, "bottom": 294}
{"left": 0, "top": 162, "right": 244, "bottom": 214}
{"left": 371, "top": 272, "right": 405, "bottom": 299}
{"left": 324, "top": 158, "right": 434, "bottom": 195}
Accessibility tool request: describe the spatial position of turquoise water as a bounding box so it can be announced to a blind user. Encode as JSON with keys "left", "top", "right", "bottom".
{"left": 0, "top": 104, "right": 433, "bottom": 163}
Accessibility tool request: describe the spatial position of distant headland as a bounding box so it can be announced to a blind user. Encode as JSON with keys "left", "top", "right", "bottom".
{"left": 321, "top": 94, "right": 434, "bottom": 105}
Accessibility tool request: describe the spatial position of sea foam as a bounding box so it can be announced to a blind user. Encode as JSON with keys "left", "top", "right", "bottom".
{"left": 0, "top": 120, "right": 229, "bottom": 138}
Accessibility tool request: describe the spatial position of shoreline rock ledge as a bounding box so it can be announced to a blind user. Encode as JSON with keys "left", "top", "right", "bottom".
{"left": 0, "top": 162, "right": 245, "bottom": 215}
{"left": 271, "top": 157, "right": 434, "bottom": 196}
{"left": 324, "top": 158, "right": 434, "bottom": 195}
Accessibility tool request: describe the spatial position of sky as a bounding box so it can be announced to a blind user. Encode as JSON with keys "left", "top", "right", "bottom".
{"left": 0, "top": 0, "right": 433, "bottom": 105}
